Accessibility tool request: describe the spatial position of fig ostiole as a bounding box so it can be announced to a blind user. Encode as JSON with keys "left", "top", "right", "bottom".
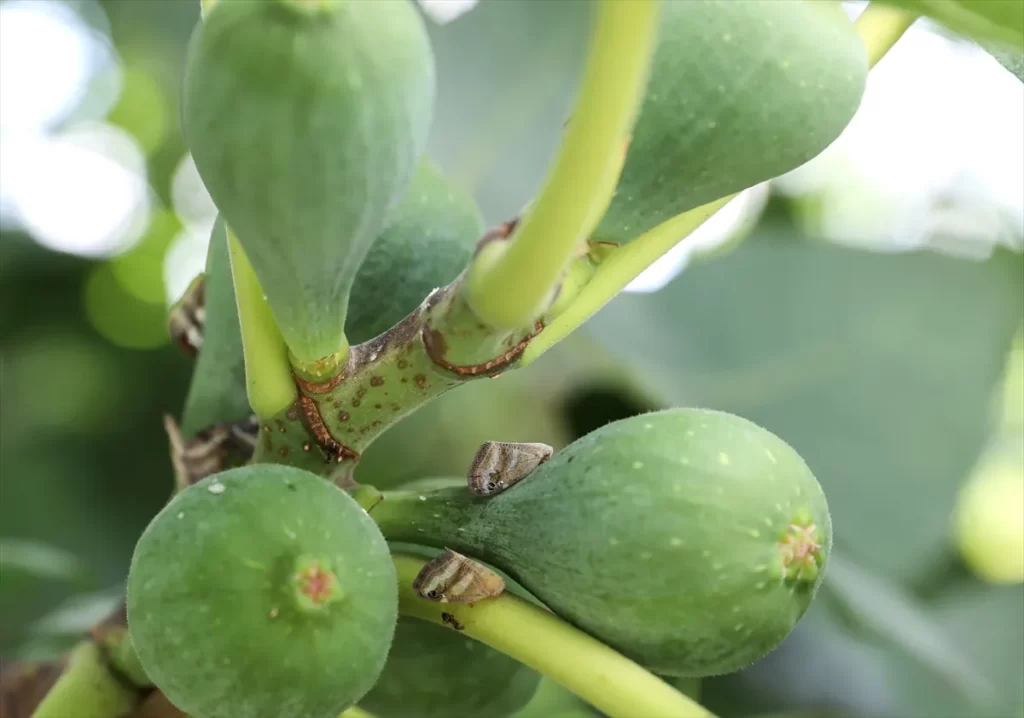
{"left": 369, "top": 408, "right": 831, "bottom": 677}
{"left": 127, "top": 465, "right": 398, "bottom": 718}
{"left": 184, "top": 0, "right": 435, "bottom": 365}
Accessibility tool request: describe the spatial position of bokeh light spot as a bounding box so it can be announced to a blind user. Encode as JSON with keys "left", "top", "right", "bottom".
{"left": 111, "top": 208, "right": 183, "bottom": 304}
{"left": 107, "top": 65, "right": 170, "bottom": 155}
{"left": 7, "top": 123, "right": 151, "bottom": 258}
{"left": 85, "top": 264, "right": 169, "bottom": 349}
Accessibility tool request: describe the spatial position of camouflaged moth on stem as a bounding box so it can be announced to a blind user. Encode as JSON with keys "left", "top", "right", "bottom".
{"left": 467, "top": 441, "right": 554, "bottom": 496}
{"left": 168, "top": 274, "right": 206, "bottom": 357}
{"left": 413, "top": 549, "right": 505, "bottom": 604}
{"left": 163, "top": 415, "right": 259, "bottom": 490}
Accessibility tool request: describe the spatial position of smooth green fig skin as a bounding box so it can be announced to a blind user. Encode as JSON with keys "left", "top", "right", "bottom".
{"left": 373, "top": 408, "right": 831, "bottom": 677}
{"left": 360, "top": 616, "right": 541, "bottom": 718}
{"left": 127, "top": 466, "right": 398, "bottom": 718}
{"left": 346, "top": 161, "right": 484, "bottom": 345}
{"left": 183, "top": 0, "right": 435, "bottom": 363}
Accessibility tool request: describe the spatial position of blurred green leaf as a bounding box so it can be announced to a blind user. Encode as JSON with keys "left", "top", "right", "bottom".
{"left": 424, "top": 0, "right": 591, "bottom": 224}
{"left": 881, "top": 0, "right": 1023, "bottom": 47}
{"left": 929, "top": 581, "right": 1024, "bottom": 715}
{"left": 822, "top": 552, "right": 992, "bottom": 703}
{"left": 587, "top": 207, "right": 1024, "bottom": 582}
{"left": 597, "top": 0, "right": 867, "bottom": 244}
{"left": 0, "top": 540, "right": 83, "bottom": 585}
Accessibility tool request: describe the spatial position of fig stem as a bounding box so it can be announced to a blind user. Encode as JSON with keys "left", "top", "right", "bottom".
{"left": 854, "top": 3, "right": 917, "bottom": 68}
{"left": 226, "top": 229, "right": 298, "bottom": 419}
{"left": 519, "top": 196, "right": 734, "bottom": 366}
{"left": 466, "top": 0, "right": 661, "bottom": 330}
{"left": 29, "top": 642, "right": 140, "bottom": 718}
{"left": 392, "top": 554, "right": 714, "bottom": 718}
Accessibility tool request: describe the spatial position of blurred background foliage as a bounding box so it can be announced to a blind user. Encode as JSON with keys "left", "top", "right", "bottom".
{"left": 1, "top": 1, "right": 1022, "bottom": 717}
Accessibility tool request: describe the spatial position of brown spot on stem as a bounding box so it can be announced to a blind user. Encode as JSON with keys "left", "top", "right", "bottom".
{"left": 422, "top": 320, "right": 545, "bottom": 377}
{"left": 370, "top": 376, "right": 384, "bottom": 387}
{"left": 352, "top": 399, "right": 361, "bottom": 408}
{"left": 374, "top": 403, "right": 382, "bottom": 410}
{"left": 413, "top": 374, "right": 427, "bottom": 389}
{"left": 441, "top": 612, "right": 465, "bottom": 631}
{"left": 338, "top": 411, "right": 350, "bottom": 422}
{"left": 293, "top": 368, "right": 346, "bottom": 395}
{"left": 298, "top": 395, "right": 359, "bottom": 463}
{"left": 278, "top": 447, "right": 289, "bottom": 458}
{"left": 397, "top": 359, "right": 408, "bottom": 370}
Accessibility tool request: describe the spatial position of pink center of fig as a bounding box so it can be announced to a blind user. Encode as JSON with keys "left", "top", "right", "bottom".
{"left": 777, "top": 521, "right": 822, "bottom": 582}
{"left": 291, "top": 556, "right": 344, "bottom": 612}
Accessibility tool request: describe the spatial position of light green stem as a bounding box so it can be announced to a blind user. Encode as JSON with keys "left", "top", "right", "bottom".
{"left": 855, "top": 3, "right": 917, "bottom": 68}
{"left": 392, "top": 554, "right": 713, "bottom": 718}
{"left": 226, "top": 229, "right": 297, "bottom": 418}
{"left": 467, "top": 0, "right": 661, "bottom": 330}
{"left": 31, "top": 642, "right": 138, "bottom": 718}
{"left": 521, "top": 196, "right": 734, "bottom": 365}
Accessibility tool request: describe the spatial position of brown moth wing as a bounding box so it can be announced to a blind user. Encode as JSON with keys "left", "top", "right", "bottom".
{"left": 413, "top": 549, "right": 505, "bottom": 603}
{"left": 467, "top": 441, "right": 554, "bottom": 496}
{"left": 167, "top": 275, "right": 206, "bottom": 358}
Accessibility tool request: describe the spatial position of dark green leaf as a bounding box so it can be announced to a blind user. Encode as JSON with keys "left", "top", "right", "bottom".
{"left": 586, "top": 211, "right": 1024, "bottom": 582}
{"left": 180, "top": 218, "right": 250, "bottom": 438}
{"left": 346, "top": 161, "right": 484, "bottom": 345}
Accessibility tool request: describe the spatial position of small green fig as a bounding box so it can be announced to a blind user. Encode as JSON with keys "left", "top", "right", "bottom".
{"left": 183, "top": 0, "right": 435, "bottom": 364}
{"left": 360, "top": 616, "right": 541, "bottom": 718}
{"left": 371, "top": 408, "right": 831, "bottom": 677}
{"left": 127, "top": 466, "right": 397, "bottom": 718}
{"left": 346, "top": 160, "right": 484, "bottom": 345}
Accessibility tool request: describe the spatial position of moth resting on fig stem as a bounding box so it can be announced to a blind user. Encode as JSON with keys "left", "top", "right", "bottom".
{"left": 467, "top": 441, "right": 553, "bottom": 496}
{"left": 413, "top": 549, "right": 505, "bottom": 604}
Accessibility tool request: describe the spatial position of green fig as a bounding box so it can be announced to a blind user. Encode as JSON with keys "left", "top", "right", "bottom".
{"left": 360, "top": 616, "right": 540, "bottom": 718}
{"left": 370, "top": 408, "right": 831, "bottom": 677}
{"left": 127, "top": 466, "right": 397, "bottom": 718}
{"left": 346, "top": 160, "right": 484, "bottom": 345}
{"left": 596, "top": 0, "right": 866, "bottom": 243}
{"left": 183, "top": 0, "right": 435, "bottom": 364}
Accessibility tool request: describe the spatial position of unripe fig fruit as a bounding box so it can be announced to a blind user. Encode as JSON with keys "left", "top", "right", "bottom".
{"left": 127, "top": 465, "right": 397, "bottom": 718}
{"left": 183, "top": 0, "right": 435, "bottom": 363}
{"left": 372, "top": 408, "right": 831, "bottom": 677}
{"left": 346, "top": 161, "right": 484, "bottom": 345}
{"left": 360, "top": 616, "right": 540, "bottom": 718}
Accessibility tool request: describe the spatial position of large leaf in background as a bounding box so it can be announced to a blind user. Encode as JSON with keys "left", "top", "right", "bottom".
{"left": 586, "top": 208, "right": 1024, "bottom": 582}
{"left": 881, "top": 0, "right": 1023, "bottom": 47}
{"left": 424, "top": 0, "right": 591, "bottom": 224}
{"left": 930, "top": 581, "right": 1024, "bottom": 715}
{"left": 597, "top": 0, "right": 867, "bottom": 244}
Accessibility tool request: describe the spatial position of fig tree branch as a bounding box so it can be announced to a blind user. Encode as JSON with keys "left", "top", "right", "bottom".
{"left": 392, "top": 554, "right": 713, "bottom": 718}
{"left": 466, "top": 0, "right": 661, "bottom": 330}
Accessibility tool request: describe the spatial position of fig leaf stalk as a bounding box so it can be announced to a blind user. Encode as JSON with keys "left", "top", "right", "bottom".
{"left": 226, "top": 229, "right": 298, "bottom": 419}
{"left": 855, "top": 3, "right": 918, "bottom": 68}
{"left": 518, "top": 1, "right": 916, "bottom": 366}
{"left": 29, "top": 642, "right": 140, "bottom": 718}
{"left": 466, "top": 0, "right": 661, "bottom": 330}
{"left": 392, "top": 554, "right": 713, "bottom": 718}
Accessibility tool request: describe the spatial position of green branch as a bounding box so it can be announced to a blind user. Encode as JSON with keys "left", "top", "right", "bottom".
{"left": 30, "top": 642, "right": 139, "bottom": 718}
{"left": 855, "top": 3, "right": 918, "bottom": 68}
{"left": 226, "top": 229, "right": 297, "bottom": 419}
{"left": 520, "top": 196, "right": 734, "bottom": 366}
{"left": 466, "top": 0, "right": 661, "bottom": 330}
{"left": 392, "top": 554, "right": 713, "bottom": 718}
